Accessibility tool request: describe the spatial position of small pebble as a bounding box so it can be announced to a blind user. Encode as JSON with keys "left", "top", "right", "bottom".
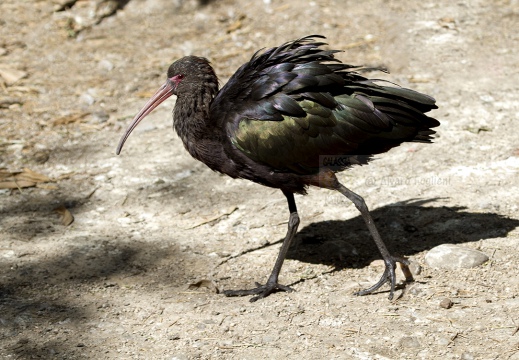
{"left": 98, "top": 59, "right": 114, "bottom": 71}
{"left": 461, "top": 352, "right": 475, "bottom": 360}
{"left": 407, "top": 284, "right": 422, "bottom": 296}
{"left": 80, "top": 93, "right": 95, "bottom": 106}
{"left": 437, "top": 337, "right": 450, "bottom": 346}
{"left": 169, "top": 355, "right": 187, "bottom": 360}
{"left": 440, "top": 298, "right": 453, "bottom": 309}
{"left": 479, "top": 94, "right": 495, "bottom": 104}
{"left": 408, "top": 261, "right": 422, "bottom": 276}
{"left": 399, "top": 336, "right": 421, "bottom": 348}
{"left": 92, "top": 110, "right": 109, "bottom": 123}
{"left": 262, "top": 334, "right": 279, "bottom": 343}
{"left": 32, "top": 149, "right": 50, "bottom": 164}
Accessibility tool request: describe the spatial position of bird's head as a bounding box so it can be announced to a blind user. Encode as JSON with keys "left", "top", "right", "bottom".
{"left": 116, "top": 56, "right": 217, "bottom": 155}
{"left": 167, "top": 56, "right": 217, "bottom": 96}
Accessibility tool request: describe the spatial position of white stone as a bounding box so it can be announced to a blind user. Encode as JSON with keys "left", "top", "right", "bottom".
{"left": 425, "top": 244, "right": 489, "bottom": 269}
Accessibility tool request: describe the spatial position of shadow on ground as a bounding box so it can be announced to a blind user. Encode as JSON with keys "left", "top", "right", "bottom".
{"left": 286, "top": 200, "right": 519, "bottom": 269}
{"left": 0, "top": 235, "right": 188, "bottom": 359}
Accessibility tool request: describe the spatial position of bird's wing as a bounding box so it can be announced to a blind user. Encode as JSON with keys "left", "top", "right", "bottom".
{"left": 212, "top": 36, "right": 438, "bottom": 174}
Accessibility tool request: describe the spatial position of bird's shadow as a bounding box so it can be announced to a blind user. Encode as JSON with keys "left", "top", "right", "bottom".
{"left": 284, "top": 199, "right": 519, "bottom": 270}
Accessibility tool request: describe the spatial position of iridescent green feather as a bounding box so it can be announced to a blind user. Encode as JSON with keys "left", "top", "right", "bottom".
{"left": 229, "top": 89, "right": 435, "bottom": 175}
{"left": 230, "top": 99, "right": 368, "bottom": 173}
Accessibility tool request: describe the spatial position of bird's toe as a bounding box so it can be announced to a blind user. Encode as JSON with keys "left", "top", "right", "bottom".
{"left": 223, "top": 281, "right": 294, "bottom": 302}
{"left": 355, "top": 256, "right": 413, "bottom": 299}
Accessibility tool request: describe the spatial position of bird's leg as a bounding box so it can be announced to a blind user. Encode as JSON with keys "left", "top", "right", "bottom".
{"left": 335, "top": 182, "right": 413, "bottom": 299}
{"left": 223, "top": 190, "right": 300, "bottom": 302}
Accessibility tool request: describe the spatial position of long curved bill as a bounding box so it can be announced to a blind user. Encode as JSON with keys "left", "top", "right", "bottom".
{"left": 116, "top": 81, "right": 175, "bottom": 155}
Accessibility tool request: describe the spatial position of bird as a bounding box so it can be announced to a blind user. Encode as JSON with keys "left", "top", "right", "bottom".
{"left": 116, "top": 35, "right": 439, "bottom": 302}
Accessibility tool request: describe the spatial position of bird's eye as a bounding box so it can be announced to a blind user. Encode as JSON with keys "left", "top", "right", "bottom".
{"left": 170, "top": 73, "right": 184, "bottom": 84}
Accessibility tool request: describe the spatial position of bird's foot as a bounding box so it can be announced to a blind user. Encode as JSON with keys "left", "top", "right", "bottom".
{"left": 223, "top": 281, "right": 294, "bottom": 302}
{"left": 354, "top": 256, "right": 414, "bottom": 300}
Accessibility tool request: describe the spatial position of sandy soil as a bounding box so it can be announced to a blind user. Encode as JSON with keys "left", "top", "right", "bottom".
{"left": 1, "top": 0, "right": 519, "bottom": 358}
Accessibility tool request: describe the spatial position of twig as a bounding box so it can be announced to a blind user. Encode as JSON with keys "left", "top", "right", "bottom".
{"left": 182, "top": 206, "right": 237, "bottom": 229}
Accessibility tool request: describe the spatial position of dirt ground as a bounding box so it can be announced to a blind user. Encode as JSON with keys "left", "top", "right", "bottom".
{"left": 1, "top": 0, "right": 519, "bottom": 358}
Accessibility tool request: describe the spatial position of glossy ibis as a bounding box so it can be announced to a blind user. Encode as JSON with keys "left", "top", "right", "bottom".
{"left": 116, "top": 35, "right": 439, "bottom": 302}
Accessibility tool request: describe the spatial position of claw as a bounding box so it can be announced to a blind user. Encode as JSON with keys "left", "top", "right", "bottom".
{"left": 355, "top": 256, "right": 413, "bottom": 299}
{"left": 223, "top": 281, "right": 294, "bottom": 302}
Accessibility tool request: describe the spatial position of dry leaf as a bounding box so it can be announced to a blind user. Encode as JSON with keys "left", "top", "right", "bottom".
{"left": 36, "top": 183, "right": 59, "bottom": 190}
{"left": 55, "top": 205, "right": 75, "bottom": 226}
{"left": 53, "top": 112, "right": 90, "bottom": 126}
{"left": 0, "top": 168, "right": 52, "bottom": 189}
{"left": 226, "top": 20, "right": 242, "bottom": 33}
{"left": 0, "top": 97, "right": 23, "bottom": 108}
{"left": 341, "top": 36, "right": 377, "bottom": 50}
{"left": 188, "top": 280, "right": 219, "bottom": 294}
{"left": 226, "top": 14, "right": 246, "bottom": 33}
{"left": 52, "top": 172, "right": 75, "bottom": 181}
{"left": 135, "top": 90, "right": 157, "bottom": 98}
{"left": 438, "top": 17, "right": 457, "bottom": 30}
{"left": 408, "top": 74, "right": 433, "bottom": 83}
{"left": 0, "top": 65, "right": 28, "bottom": 85}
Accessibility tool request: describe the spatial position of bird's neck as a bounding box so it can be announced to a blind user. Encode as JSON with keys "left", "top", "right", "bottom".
{"left": 173, "top": 88, "right": 218, "bottom": 161}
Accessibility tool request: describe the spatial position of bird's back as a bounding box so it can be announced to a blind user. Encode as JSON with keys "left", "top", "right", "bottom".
{"left": 209, "top": 35, "right": 439, "bottom": 181}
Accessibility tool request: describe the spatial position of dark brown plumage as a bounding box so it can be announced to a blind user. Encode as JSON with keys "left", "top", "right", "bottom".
{"left": 117, "top": 35, "right": 439, "bottom": 301}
